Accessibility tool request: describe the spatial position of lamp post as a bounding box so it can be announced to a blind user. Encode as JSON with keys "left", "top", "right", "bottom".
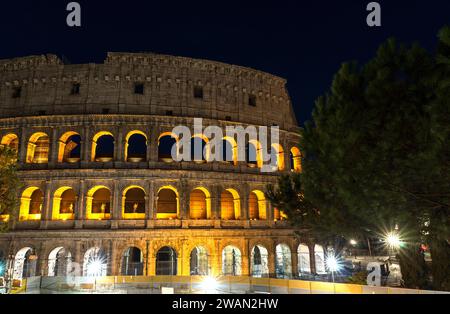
{"left": 326, "top": 254, "right": 339, "bottom": 283}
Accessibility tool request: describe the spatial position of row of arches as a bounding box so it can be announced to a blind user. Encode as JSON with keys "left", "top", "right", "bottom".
{"left": 0, "top": 131, "right": 302, "bottom": 172}
{"left": 9, "top": 244, "right": 327, "bottom": 280}
{"left": 18, "top": 185, "right": 273, "bottom": 222}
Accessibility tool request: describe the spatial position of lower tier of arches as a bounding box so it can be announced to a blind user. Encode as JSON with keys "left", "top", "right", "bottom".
{"left": 0, "top": 230, "right": 328, "bottom": 280}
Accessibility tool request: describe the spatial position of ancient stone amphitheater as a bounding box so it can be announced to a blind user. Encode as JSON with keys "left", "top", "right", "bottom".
{"left": 0, "top": 52, "right": 326, "bottom": 281}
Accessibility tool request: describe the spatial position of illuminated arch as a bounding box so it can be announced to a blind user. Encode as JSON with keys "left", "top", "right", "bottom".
{"left": 220, "top": 188, "right": 241, "bottom": 220}
{"left": 251, "top": 245, "right": 269, "bottom": 278}
{"left": 83, "top": 247, "right": 108, "bottom": 277}
{"left": 271, "top": 143, "right": 285, "bottom": 171}
{"left": 222, "top": 246, "right": 242, "bottom": 276}
{"left": 314, "top": 245, "right": 326, "bottom": 274}
{"left": 275, "top": 243, "right": 292, "bottom": 278}
{"left": 222, "top": 136, "right": 238, "bottom": 165}
{"left": 86, "top": 186, "right": 111, "bottom": 220}
{"left": 189, "top": 187, "right": 211, "bottom": 219}
{"left": 158, "top": 132, "right": 178, "bottom": 162}
{"left": 19, "top": 187, "right": 43, "bottom": 221}
{"left": 290, "top": 147, "right": 302, "bottom": 172}
{"left": 125, "top": 130, "right": 148, "bottom": 162}
{"left": 156, "top": 246, "right": 178, "bottom": 275}
{"left": 121, "top": 247, "right": 144, "bottom": 276}
{"left": 298, "top": 244, "right": 311, "bottom": 274}
{"left": 191, "top": 134, "right": 209, "bottom": 163}
{"left": 52, "top": 187, "right": 76, "bottom": 220}
{"left": 91, "top": 131, "right": 114, "bottom": 162}
{"left": 26, "top": 132, "right": 49, "bottom": 164}
{"left": 246, "top": 139, "right": 263, "bottom": 168}
{"left": 1, "top": 133, "right": 19, "bottom": 152}
{"left": 48, "top": 247, "right": 72, "bottom": 277}
{"left": 122, "top": 185, "right": 146, "bottom": 219}
{"left": 156, "top": 186, "right": 179, "bottom": 219}
{"left": 190, "top": 246, "right": 209, "bottom": 276}
{"left": 58, "top": 131, "right": 81, "bottom": 163}
{"left": 249, "top": 190, "right": 267, "bottom": 220}
{"left": 13, "top": 247, "right": 37, "bottom": 280}
{"left": 274, "top": 207, "right": 288, "bottom": 221}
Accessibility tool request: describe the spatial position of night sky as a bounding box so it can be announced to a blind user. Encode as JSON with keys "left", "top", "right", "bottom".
{"left": 0, "top": 0, "right": 448, "bottom": 126}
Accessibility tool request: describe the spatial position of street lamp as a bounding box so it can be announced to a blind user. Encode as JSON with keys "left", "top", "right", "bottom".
{"left": 385, "top": 232, "right": 401, "bottom": 249}
{"left": 201, "top": 276, "right": 218, "bottom": 293}
{"left": 326, "top": 254, "right": 340, "bottom": 283}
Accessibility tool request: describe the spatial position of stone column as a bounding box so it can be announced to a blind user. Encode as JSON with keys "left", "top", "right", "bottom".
{"left": 212, "top": 185, "right": 221, "bottom": 220}
{"left": 111, "top": 181, "right": 121, "bottom": 228}
{"left": 240, "top": 185, "right": 249, "bottom": 220}
{"left": 291, "top": 249, "right": 299, "bottom": 279}
{"left": 115, "top": 128, "right": 124, "bottom": 161}
{"left": 146, "top": 181, "right": 155, "bottom": 228}
{"left": 75, "top": 180, "right": 86, "bottom": 228}
{"left": 49, "top": 127, "right": 58, "bottom": 166}
{"left": 19, "top": 127, "right": 28, "bottom": 164}
{"left": 83, "top": 126, "right": 91, "bottom": 162}
{"left": 309, "top": 243, "right": 317, "bottom": 274}
{"left": 40, "top": 181, "right": 53, "bottom": 229}
{"left": 149, "top": 126, "right": 159, "bottom": 162}
{"left": 241, "top": 239, "right": 250, "bottom": 276}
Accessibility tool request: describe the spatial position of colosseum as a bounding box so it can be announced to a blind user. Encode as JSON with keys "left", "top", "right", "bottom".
{"left": 0, "top": 52, "right": 327, "bottom": 282}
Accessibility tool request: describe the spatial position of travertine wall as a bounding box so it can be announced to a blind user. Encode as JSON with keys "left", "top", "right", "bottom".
{"left": 0, "top": 53, "right": 311, "bottom": 278}
{"left": 0, "top": 53, "right": 298, "bottom": 131}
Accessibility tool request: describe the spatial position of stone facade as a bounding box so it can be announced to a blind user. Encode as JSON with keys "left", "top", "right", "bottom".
{"left": 0, "top": 53, "right": 319, "bottom": 279}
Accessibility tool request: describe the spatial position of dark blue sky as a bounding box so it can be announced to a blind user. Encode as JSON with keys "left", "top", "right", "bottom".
{"left": 0, "top": 0, "right": 448, "bottom": 125}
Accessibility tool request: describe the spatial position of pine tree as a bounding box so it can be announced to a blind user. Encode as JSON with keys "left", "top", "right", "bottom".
{"left": 269, "top": 27, "right": 450, "bottom": 290}
{"left": 0, "top": 145, "right": 21, "bottom": 232}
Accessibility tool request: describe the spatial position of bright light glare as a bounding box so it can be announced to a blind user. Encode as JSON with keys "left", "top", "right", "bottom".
{"left": 326, "top": 255, "right": 340, "bottom": 272}
{"left": 87, "top": 260, "right": 103, "bottom": 277}
{"left": 385, "top": 232, "right": 401, "bottom": 249}
{"left": 350, "top": 239, "right": 357, "bottom": 246}
{"left": 201, "top": 276, "right": 218, "bottom": 292}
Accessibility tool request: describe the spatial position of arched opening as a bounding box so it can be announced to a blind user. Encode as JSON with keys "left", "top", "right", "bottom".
{"left": 121, "top": 247, "right": 143, "bottom": 276}
{"left": 158, "top": 133, "right": 177, "bottom": 162}
{"left": 19, "top": 187, "right": 43, "bottom": 221}
{"left": 251, "top": 245, "right": 269, "bottom": 278}
{"left": 275, "top": 244, "right": 292, "bottom": 279}
{"left": 271, "top": 144, "right": 285, "bottom": 171}
{"left": 290, "top": 147, "right": 302, "bottom": 172}
{"left": 249, "top": 190, "right": 267, "bottom": 220}
{"left": 58, "top": 132, "right": 81, "bottom": 163}
{"left": 190, "top": 246, "right": 209, "bottom": 276}
{"left": 156, "top": 187, "right": 179, "bottom": 219}
{"left": 156, "top": 246, "right": 177, "bottom": 275}
{"left": 52, "top": 187, "right": 76, "bottom": 220}
{"left": 314, "top": 245, "right": 326, "bottom": 274}
{"left": 246, "top": 138, "right": 263, "bottom": 169}
{"left": 1, "top": 133, "right": 19, "bottom": 154}
{"left": 13, "top": 247, "right": 37, "bottom": 280}
{"left": 48, "top": 247, "right": 72, "bottom": 277}
{"left": 222, "top": 246, "right": 241, "bottom": 276}
{"left": 191, "top": 136, "right": 208, "bottom": 163}
{"left": 298, "top": 244, "right": 311, "bottom": 275}
{"left": 274, "top": 208, "right": 288, "bottom": 221}
{"left": 122, "top": 186, "right": 146, "bottom": 219}
{"left": 125, "top": 131, "right": 147, "bottom": 162}
{"left": 86, "top": 186, "right": 111, "bottom": 220}
{"left": 26, "top": 132, "right": 49, "bottom": 164}
{"left": 83, "top": 247, "right": 108, "bottom": 277}
{"left": 92, "top": 132, "right": 114, "bottom": 162}
{"left": 220, "top": 189, "right": 240, "bottom": 220}
{"left": 189, "top": 188, "right": 211, "bottom": 219}
{"left": 221, "top": 137, "right": 237, "bottom": 165}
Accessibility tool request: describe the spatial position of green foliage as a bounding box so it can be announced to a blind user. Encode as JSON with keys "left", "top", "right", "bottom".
{"left": 0, "top": 145, "right": 21, "bottom": 232}
{"left": 346, "top": 271, "right": 369, "bottom": 285}
{"left": 269, "top": 26, "right": 450, "bottom": 290}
